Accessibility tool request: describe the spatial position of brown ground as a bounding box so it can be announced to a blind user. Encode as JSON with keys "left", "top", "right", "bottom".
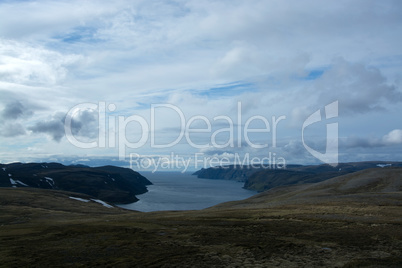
{"left": 0, "top": 168, "right": 401, "bottom": 267}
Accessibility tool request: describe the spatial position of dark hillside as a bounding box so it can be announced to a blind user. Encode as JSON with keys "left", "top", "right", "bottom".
{"left": 0, "top": 162, "right": 152, "bottom": 204}
{"left": 193, "top": 161, "right": 402, "bottom": 192}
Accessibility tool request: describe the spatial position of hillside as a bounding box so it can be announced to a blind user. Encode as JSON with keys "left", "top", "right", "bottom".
{"left": 194, "top": 161, "right": 402, "bottom": 192}
{"left": 193, "top": 165, "right": 260, "bottom": 182}
{"left": 0, "top": 166, "right": 401, "bottom": 267}
{"left": 0, "top": 162, "right": 152, "bottom": 204}
{"left": 211, "top": 167, "right": 402, "bottom": 210}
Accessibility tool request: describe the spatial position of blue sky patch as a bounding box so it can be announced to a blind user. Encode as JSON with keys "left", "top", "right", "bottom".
{"left": 55, "top": 26, "right": 100, "bottom": 44}
{"left": 305, "top": 70, "right": 324, "bottom": 80}
{"left": 196, "top": 82, "right": 256, "bottom": 98}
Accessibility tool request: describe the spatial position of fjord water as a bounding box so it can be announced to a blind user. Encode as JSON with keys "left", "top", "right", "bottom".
{"left": 118, "top": 172, "right": 256, "bottom": 212}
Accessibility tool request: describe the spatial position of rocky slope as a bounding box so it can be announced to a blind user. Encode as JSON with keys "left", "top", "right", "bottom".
{"left": 0, "top": 162, "right": 152, "bottom": 204}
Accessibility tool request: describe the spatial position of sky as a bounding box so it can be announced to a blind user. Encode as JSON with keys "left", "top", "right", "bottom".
{"left": 0, "top": 0, "right": 401, "bottom": 171}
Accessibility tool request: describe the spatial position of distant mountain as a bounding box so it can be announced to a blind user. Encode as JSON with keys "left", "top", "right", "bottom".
{"left": 0, "top": 162, "right": 152, "bottom": 204}
{"left": 193, "top": 165, "right": 258, "bottom": 182}
{"left": 193, "top": 161, "right": 402, "bottom": 192}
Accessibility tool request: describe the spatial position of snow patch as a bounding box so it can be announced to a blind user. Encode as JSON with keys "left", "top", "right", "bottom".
{"left": 2, "top": 168, "right": 5, "bottom": 171}
{"left": 377, "top": 164, "right": 392, "bottom": 168}
{"left": 16, "top": 180, "right": 29, "bottom": 187}
{"left": 91, "top": 199, "right": 114, "bottom": 208}
{"left": 44, "top": 177, "right": 54, "bottom": 187}
{"left": 69, "top": 197, "right": 90, "bottom": 202}
{"left": 69, "top": 197, "right": 114, "bottom": 208}
{"left": 44, "top": 177, "right": 54, "bottom": 183}
{"left": 9, "top": 178, "right": 17, "bottom": 185}
{"left": 8, "top": 174, "right": 12, "bottom": 177}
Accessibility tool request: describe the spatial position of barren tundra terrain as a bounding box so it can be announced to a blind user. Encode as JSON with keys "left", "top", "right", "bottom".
{"left": 0, "top": 168, "right": 401, "bottom": 267}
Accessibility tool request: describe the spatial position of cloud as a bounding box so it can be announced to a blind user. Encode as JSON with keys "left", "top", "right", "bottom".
{"left": 69, "top": 109, "right": 99, "bottom": 139}
{"left": 0, "top": 0, "right": 120, "bottom": 40}
{"left": 0, "top": 99, "right": 37, "bottom": 138}
{"left": 0, "top": 40, "right": 82, "bottom": 86}
{"left": 382, "top": 129, "right": 402, "bottom": 145}
{"left": 0, "top": 0, "right": 401, "bottom": 164}
{"left": 0, "top": 123, "right": 26, "bottom": 137}
{"left": 314, "top": 58, "right": 402, "bottom": 115}
{"left": 339, "top": 129, "right": 402, "bottom": 149}
{"left": 289, "top": 58, "right": 402, "bottom": 128}
{"left": 28, "top": 112, "right": 66, "bottom": 141}
{"left": 283, "top": 140, "right": 308, "bottom": 157}
{"left": 1, "top": 101, "right": 25, "bottom": 120}
{"left": 28, "top": 109, "right": 98, "bottom": 142}
{"left": 199, "top": 147, "right": 236, "bottom": 157}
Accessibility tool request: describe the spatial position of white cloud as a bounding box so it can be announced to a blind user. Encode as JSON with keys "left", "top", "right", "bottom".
{"left": 0, "top": 0, "right": 121, "bottom": 40}
{"left": 0, "top": 40, "right": 82, "bottom": 86}
{"left": 383, "top": 129, "right": 402, "bottom": 145}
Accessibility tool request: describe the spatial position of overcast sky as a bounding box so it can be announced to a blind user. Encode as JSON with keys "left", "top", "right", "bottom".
{"left": 0, "top": 0, "right": 401, "bottom": 170}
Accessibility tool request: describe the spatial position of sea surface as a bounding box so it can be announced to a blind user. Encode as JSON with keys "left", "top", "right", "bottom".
{"left": 118, "top": 172, "right": 256, "bottom": 212}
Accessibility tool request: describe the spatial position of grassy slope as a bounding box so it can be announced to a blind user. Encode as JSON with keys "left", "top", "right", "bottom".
{"left": 213, "top": 167, "right": 402, "bottom": 210}
{"left": 0, "top": 168, "right": 401, "bottom": 267}
{"left": 194, "top": 161, "right": 402, "bottom": 192}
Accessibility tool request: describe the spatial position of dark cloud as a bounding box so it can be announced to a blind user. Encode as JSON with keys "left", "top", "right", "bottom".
{"left": 0, "top": 122, "right": 26, "bottom": 137}
{"left": 0, "top": 98, "right": 36, "bottom": 137}
{"left": 69, "top": 109, "right": 99, "bottom": 138}
{"left": 29, "top": 109, "right": 98, "bottom": 142}
{"left": 1, "top": 101, "right": 24, "bottom": 119}
{"left": 28, "top": 112, "right": 65, "bottom": 141}
{"left": 315, "top": 58, "right": 402, "bottom": 115}
{"left": 339, "top": 129, "right": 402, "bottom": 149}
{"left": 0, "top": 100, "right": 34, "bottom": 120}
{"left": 339, "top": 137, "right": 383, "bottom": 149}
